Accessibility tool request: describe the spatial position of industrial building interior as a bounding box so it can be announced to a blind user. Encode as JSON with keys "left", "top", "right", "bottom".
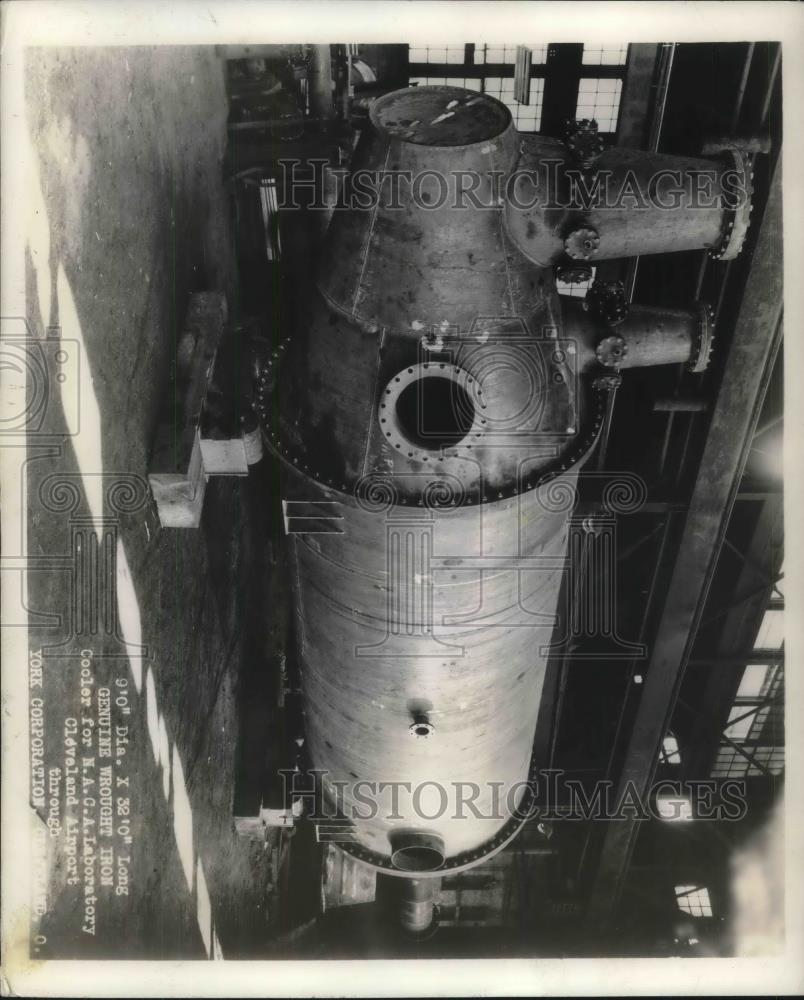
{"left": 23, "top": 39, "right": 783, "bottom": 962}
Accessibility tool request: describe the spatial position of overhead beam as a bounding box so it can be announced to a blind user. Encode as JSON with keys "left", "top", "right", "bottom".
{"left": 585, "top": 163, "right": 783, "bottom": 923}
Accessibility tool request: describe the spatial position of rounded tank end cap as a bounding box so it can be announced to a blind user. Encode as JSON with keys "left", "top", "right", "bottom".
{"left": 370, "top": 86, "right": 512, "bottom": 148}
{"left": 390, "top": 830, "right": 446, "bottom": 873}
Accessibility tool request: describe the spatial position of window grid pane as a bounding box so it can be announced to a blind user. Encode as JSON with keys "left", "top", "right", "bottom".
{"left": 711, "top": 745, "right": 785, "bottom": 778}
{"left": 556, "top": 266, "right": 597, "bottom": 298}
{"left": 660, "top": 734, "right": 681, "bottom": 764}
{"left": 582, "top": 44, "right": 628, "bottom": 66}
{"left": 754, "top": 608, "right": 784, "bottom": 649}
{"left": 575, "top": 77, "right": 623, "bottom": 133}
{"left": 408, "top": 45, "right": 467, "bottom": 65}
{"left": 474, "top": 43, "right": 549, "bottom": 65}
{"left": 675, "top": 885, "right": 713, "bottom": 917}
{"left": 736, "top": 663, "right": 770, "bottom": 699}
{"left": 484, "top": 76, "right": 544, "bottom": 131}
{"left": 725, "top": 706, "right": 754, "bottom": 740}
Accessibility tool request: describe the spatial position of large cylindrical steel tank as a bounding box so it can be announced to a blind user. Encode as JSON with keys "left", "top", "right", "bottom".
{"left": 254, "top": 85, "right": 740, "bottom": 879}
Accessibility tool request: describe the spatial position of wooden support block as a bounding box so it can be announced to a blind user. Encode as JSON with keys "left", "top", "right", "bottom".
{"left": 234, "top": 815, "right": 267, "bottom": 842}
{"left": 149, "top": 430, "right": 207, "bottom": 528}
{"left": 261, "top": 804, "right": 299, "bottom": 828}
{"left": 234, "top": 805, "right": 297, "bottom": 842}
{"left": 148, "top": 292, "right": 227, "bottom": 528}
{"left": 200, "top": 434, "right": 249, "bottom": 475}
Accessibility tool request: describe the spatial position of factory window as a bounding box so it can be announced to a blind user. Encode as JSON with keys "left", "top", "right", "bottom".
{"left": 409, "top": 46, "right": 468, "bottom": 65}
{"left": 735, "top": 662, "right": 770, "bottom": 699}
{"left": 724, "top": 705, "right": 755, "bottom": 741}
{"left": 739, "top": 661, "right": 782, "bottom": 707}
{"left": 711, "top": 745, "right": 785, "bottom": 778}
{"left": 575, "top": 78, "right": 623, "bottom": 134}
{"left": 582, "top": 44, "right": 628, "bottom": 66}
{"left": 484, "top": 76, "right": 544, "bottom": 130}
{"left": 407, "top": 45, "right": 629, "bottom": 136}
{"left": 407, "top": 44, "right": 548, "bottom": 133}
{"left": 711, "top": 662, "right": 784, "bottom": 778}
{"left": 675, "top": 885, "right": 713, "bottom": 917}
{"left": 660, "top": 733, "right": 681, "bottom": 765}
{"left": 473, "top": 43, "right": 548, "bottom": 66}
{"left": 712, "top": 557, "right": 786, "bottom": 777}
{"left": 556, "top": 267, "right": 597, "bottom": 298}
{"left": 753, "top": 607, "right": 784, "bottom": 649}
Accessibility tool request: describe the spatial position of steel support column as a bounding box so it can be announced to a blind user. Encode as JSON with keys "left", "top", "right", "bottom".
{"left": 585, "top": 164, "right": 783, "bottom": 923}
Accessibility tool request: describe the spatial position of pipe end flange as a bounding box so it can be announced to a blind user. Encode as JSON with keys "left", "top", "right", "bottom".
{"left": 564, "top": 226, "right": 600, "bottom": 261}
{"left": 709, "top": 149, "right": 754, "bottom": 262}
{"left": 689, "top": 302, "right": 716, "bottom": 373}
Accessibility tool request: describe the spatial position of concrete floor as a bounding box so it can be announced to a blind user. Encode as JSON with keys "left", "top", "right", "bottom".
{"left": 23, "top": 46, "right": 276, "bottom": 958}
